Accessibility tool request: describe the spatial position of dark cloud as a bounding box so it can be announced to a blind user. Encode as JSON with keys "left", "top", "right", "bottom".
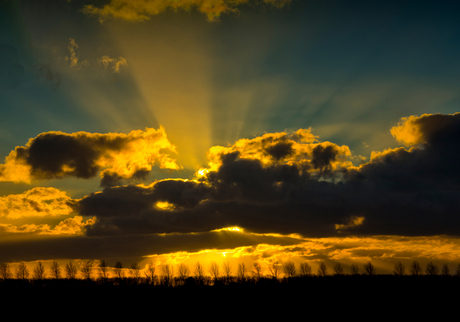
{"left": 34, "top": 63, "right": 61, "bottom": 88}
{"left": 75, "top": 113, "right": 460, "bottom": 240}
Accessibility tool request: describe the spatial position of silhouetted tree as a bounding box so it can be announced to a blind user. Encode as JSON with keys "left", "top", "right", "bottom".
{"left": 363, "top": 261, "right": 376, "bottom": 276}
{"left": 283, "top": 261, "right": 296, "bottom": 278}
{"left": 425, "top": 262, "right": 439, "bottom": 276}
{"left": 50, "top": 261, "right": 61, "bottom": 279}
{"left": 253, "top": 262, "right": 262, "bottom": 279}
{"left": 144, "top": 262, "right": 156, "bottom": 284}
{"left": 98, "top": 260, "right": 108, "bottom": 279}
{"left": 299, "top": 262, "right": 312, "bottom": 277}
{"left": 130, "top": 262, "right": 141, "bottom": 280}
{"left": 350, "top": 264, "right": 359, "bottom": 275}
{"left": 441, "top": 264, "right": 450, "bottom": 276}
{"left": 237, "top": 262, "right": 247, "bottom": 282}
{"left": 194, "top": 261, "right": 205, "bottom": 284}
{"left": 269, "top": 261, "right": 281, "bottom": 279}
{"left": 33, "top": 261, "right": 46, "bottom": 280}
{"left": 456, "top": 264, "right": 460, "bottom": 277}
{"left": 16, "top": 262, "right": 29, "bottom": 280}
{"left": 162, "top": 264, "right": 174, "bottom": 286}
{"left": 177, "top": 263, "right": 189, "bottom": 285}
{"left": 81, "top": 260, "right": 93, "bottom": 280}
{"left": 317, "top": 262, "right": 327, "bottom": 277}
{"left": 223, "top": 261, "right": 232, "bottom": 284}
{"left": 113, "top": 261, "right": 124, "bottom": 279}
{"left": 333, "top": 263, "right": 344, "bottom": 276}
{"left": 409, "top": 260, "right": 422, "bottom": 276}
{"left": 65, "top": 261, "right": 77, "bottom": 279}
{"left": 0, "top": 263, "right": 12, "bottom": 279}
{"left": 393, "top": 261, "right": 405, "bottom": 276}
{"left": 209, "top": 261, "right": 219, "bottom": 282}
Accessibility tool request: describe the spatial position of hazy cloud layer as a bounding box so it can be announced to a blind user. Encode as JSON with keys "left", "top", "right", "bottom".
{"left": 0, "top": 127, "right": 180, "bottom": 185}
{"left": 82, "top": 0, "right": 293, "bottom": 22}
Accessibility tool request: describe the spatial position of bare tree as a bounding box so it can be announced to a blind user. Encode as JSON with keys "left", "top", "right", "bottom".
{"left": 283, "top": 261, "right": 296, "bottom": 278}
{"left": 0, "top": 263, "right": 12, "bottom": 280}
{"left": 130, "top": 262, "right": 141, "bottom": 280}
{"left": 113, "top": 261, "right": 124, "bottom": 279}
{"left": 194, "top": 261, "right": 205, "bottom": 284}
{"left": 409, "top": 260, "right": 422, "bottom": 276}
{"left": 98, "top": 260, "right": 108, "bottom": 279}
{"left": 425, "top": 262, "right": 439, "bottom": 276}
{"left": 350, "top": 264, "right": 359, "bottom": 275}
{"left": 50, "top": 261, "right": 61, "bottom": 279}
{"left": 177, "top": 263, "right": 189, "bottom": 285}
{"left": 222, "top": 261, "right": 232, "bottom": 284}
{"left": 269, "top": 261, "right": 282, "bottom": 279}
{"left": 65, "top": 261, "right": 77, "bottom": 279}
{"left": 393, "top": 261, "right": 405, "bottom": 276}
{"left": 144, "top": 262, "right": 156, "bottom": 284}
{"left": 237, "top": 262, "right": 247, "bottom": 282}
{"left": 16, "top": 262, "right": 29, "bottom": 280}
{"left": 333, "top": 263, "right": 344, "bottom": 276}
{"left": 209, "top": 261, "right": 219, "bottom": 282}
{"left": 253, "top": 262, "right": 262, "bottom": 279}
{"left": 456, "top": 264, "right": 460, "bottom": 277}
{"left": 81, "top": 260, "right": 93, "bottom": 280}
{"left": 162, "top": 264, "right": 174, "bottom": 286}
{"left": 299, "top": 262, "right": 312, "bottom": 277}
{"left": 363, "top": 261, "right": 376, "bottom": 276}
{"left": 441, "top": 264, "right": 450, "bottom": 276}
{"left": 317, "top": 262, "right": 327, "bottom": 277}
{"left": 33, "top": 261, "right": 46, "bottom": 280}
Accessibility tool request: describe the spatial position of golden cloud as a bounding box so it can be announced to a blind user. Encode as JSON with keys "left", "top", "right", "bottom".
{"left": 98, "top": 55, "right": 128, "bottom": 73}
{"left": 0, "top": 215, "right": 96, "bottom": 235}
{"left": 0, "top": 187, "right": 75, "bottom": 219}
{"left": 82, "top": 0, "right": 293, "bottom": 23}
{"left": 0, "top": 126, "right": 180, "bottom": 185}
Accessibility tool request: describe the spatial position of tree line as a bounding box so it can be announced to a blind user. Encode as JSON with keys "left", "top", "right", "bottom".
{"left": 1, "top": 259, "right": 459, "bottom": 284}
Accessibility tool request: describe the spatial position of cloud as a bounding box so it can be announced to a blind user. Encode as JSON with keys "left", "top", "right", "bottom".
{"left": 0, "top": 187, "right": 75, "bottom": 219}
{"left": 0, "top": 215, "right": 95, "bottom": 235}
{"left": 65, "top": 38, "right": 89, "bottom": 70}
{"left": 81, "top": 0, "right": 293, "bottom": 23}
{"left": 76, "top": 113, "right": 460, "bottom": 239}
{"left": 0, "top": 127, "right": 180, "bottom": 186}
{"left": 98, "top": 56, "right": 128, "bottom": 73}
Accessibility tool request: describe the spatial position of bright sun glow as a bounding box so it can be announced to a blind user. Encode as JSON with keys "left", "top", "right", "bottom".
{"left": 155, "top": 201, "right": 175, "bottom": 210}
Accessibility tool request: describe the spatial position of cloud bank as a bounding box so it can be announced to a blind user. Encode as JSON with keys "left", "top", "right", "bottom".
{"left": 82, "top": 0, "right": 293, "bottom": 22}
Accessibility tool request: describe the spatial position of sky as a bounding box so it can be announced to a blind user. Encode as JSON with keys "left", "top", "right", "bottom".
{"left": 1, "top": 0, "right": 460, "bottom": 278}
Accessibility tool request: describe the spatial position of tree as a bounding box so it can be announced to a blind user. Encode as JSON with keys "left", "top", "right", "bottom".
{"left": 98, "top": 260, "right": 108, "bottom": 279}
{"left": 425, "top": 262, "right": 439, "bottom": 276}
{"left": 65, "top": 261, "right": 77, "bottom": 279}
{"left": 269, "top": 261, "right": 281, "bottom": 279}
{"left": 222, "top": 261, "right": 232, "bottom": 284}
{"left": 363, "top": 261, "right": 376, "bottom": 276}
{"left": 237, "top": 262, "right": 247, "bottom": 282}
{"left": 409, "top": 260, "right": 422, "bottom": 276}
{"left": 113, "top": 261, "right": 124, "bottom": 279}
{"left": 456, "top": 264, "right": 460, "bottom": 277}
{"left": 333, "top": 263, "right": 344, "bottom": 276}
{"left": 177, "top": 263, "right": 189, "bottom": 284}
{"left": 441, "top": 264, "right": 450, "bottom": 276}
{"left": 283, "top": 261, "right": 296, "bottom": 278}
{"left": 33, "top": 261, "right": 46, "bottom": 280}
{"left": 393, "top": 261, "right": 405, "bottom": 276}
{"left": 299, "top": 262, "right": 312, "bottom": 277}
{"left": 50, "top": 261, "right": 61, "bottom": 279}
{"left": 0, "top": 263, "right": 12, "bottom": 280}
{"left": 130, "top": 262, "right": 141, "bottom": 280}
{"left": 253, "top": 262, "right": 262, "bottom": 279}
{"left": 350, "top": 264, "right": 359, "bottom": 275}
{"left": 16, "top": 262, "right": 29, "bottom": 280}
{"left": 145, "top": 262, "right": 156, "bottom": 284}
{"left": 194, "top": 261, "right": 205, "bottom": 284}
{"left": 162, "top": 264, "right": 174, "bottom": 286}
{"left": 209, "top": 261, "right": 220, "bottom": 282}
{"left": 317, "top": 262, "right": 327, "bottom": 277}
{"left": 81, "top": 260, "right": 93, "bottom": 280}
